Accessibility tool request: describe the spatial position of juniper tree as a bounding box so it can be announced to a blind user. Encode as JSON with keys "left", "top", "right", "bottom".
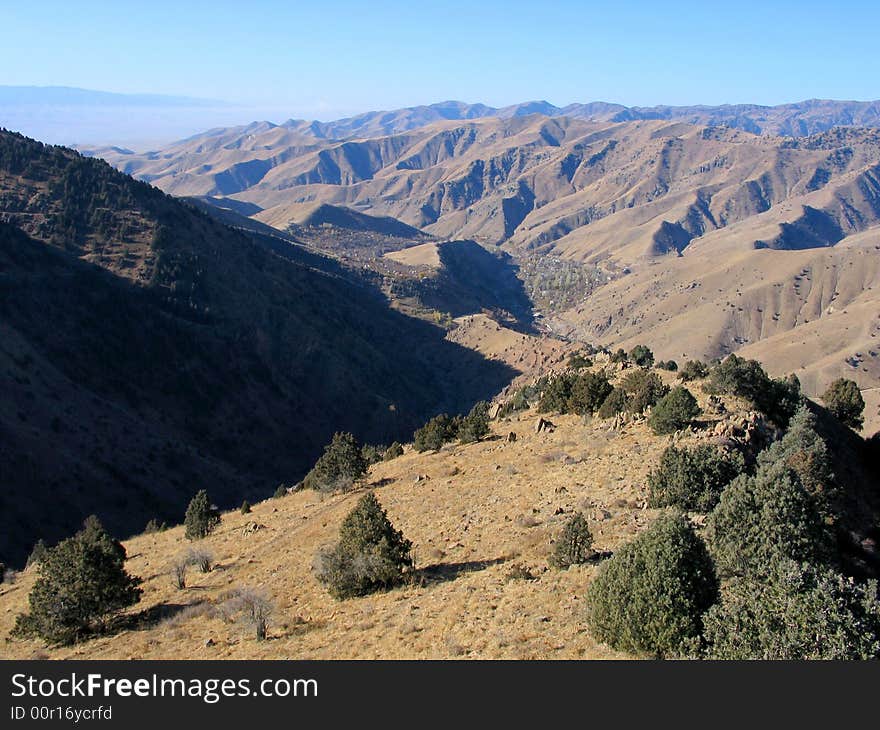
{"left": 586, "top": 512, "right": 718, "bottom": 658}
{"left": 550, "top": 513, "right": 594, "bottom": 568}
{"left": 314, "top": 492, "right": 413, "bottom": 599}
{"left": 13, "top": 518, "right": 141, "bottom": 645}
{"left": 303, "top": 432, "right": 368, "bottom": 491}
{"left": 822, "top": 378, "right": 865, "bottom": 430}
{"left": 184, "top": 490, "right": 221, "bottom": 540}
{"left": 648, "top": 386, "right": 701, "bottom": 435}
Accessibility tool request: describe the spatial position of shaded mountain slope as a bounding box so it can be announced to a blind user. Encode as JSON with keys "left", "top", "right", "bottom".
{"left": 0, "top": 131, "right": 516, "bottom": 565}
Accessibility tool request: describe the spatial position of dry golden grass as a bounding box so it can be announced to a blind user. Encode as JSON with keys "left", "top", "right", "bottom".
{"left": 0, "top": 378, "right": 752, "bottom": 661}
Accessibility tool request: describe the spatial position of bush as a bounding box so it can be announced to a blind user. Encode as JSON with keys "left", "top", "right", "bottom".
{"left": 144, "top": 518, "right": 167, "bottom": 534}
{"left": 549, "top": 513, "right": 594, "bottom": 568}
{"left": 648, "top": 445, "right": 745, "bottom": 512}
{"left": 314, "top": 492, "right": 413, "bottom": 599}
{"left": 756, "top": 405, "right": 833, "bottom": 508}
{"left": 597, "top": 387, "right": 628, "bottom": 419}
{"left": 657, "top": 360, "right": 678, "bottom": 371}
{"left": 648, "top": 386, "right": 701, "bottom": 435}
{"left": 184, "top": 490, "right": 221, "bottom": 540}
{"left": 705, "top": 459, "right": 832, "bottom": 578}
{"left": 621, "top": 370, "right": 669, "bottom": 414}
{"left": 13, "top": 518, "right": 142, "bottom": 645}
{"left": 678, "top": 360, "right": 709, "bottom": 381}
{"left": 170, "top": 557, "right": 188, "bottom": 589}
{"left": 703, "top": 559, "right": 880, "bottom": 659}
{"left": 361, "top": 443, "right": 385, "bottom": 466}
{"left": 568, "top": 372, "right": 613, "bottom": 416}
{"left": 610, "top": 348, "right": 628, "bottom": 364}
{"left": 628, "top": 345, "right": 654, "bottom": 367}
{"left": 498, "top": 380, "right": 543, "bottom": 417}
{"left": 240, "top": 500, "right": 251, "bottom": 515}
{"left": 586, "top": 513, "right": 719, "bottom": 657}
{"left": 186, "top": 547, "right": 213, "bottom": 573}
{"left": 706, "top": 354, "right": 800, "bottom": 426}
{"left": 26, "top": 539, "right": 49, "bottom": 569}
{"left": 822, "top": 378, "right": 865, "bottom": 430}
{"left": 273, "top": 484, "right": 289, "bottom": 499}
{"left": 567, "top": 352, "right": 593, "bottom": 370}
{"left": 303, "top": 432, "right": 368, "bottom": 491}
{"left": 537, "top": 373, "right": 577, "bottom": 413}
{"left": 413, "top": 414, "right": 458, "bottom": 452}
{"left": 383, "top": 442, "right": 404, "bottom": 460}
{"left": 224, "top": 588, "right": 272, "bottom": 641}
{"left": 458, "top": 401, "right": 490, "bottom": 444}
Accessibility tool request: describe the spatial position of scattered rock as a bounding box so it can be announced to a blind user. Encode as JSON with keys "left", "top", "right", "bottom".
{"left": 535, "top": 417, "right": 555, "bottom": 434}
{"left": 506, "top": 431, "right": 517, "bottom": 443}
{"left": 241, "top": 521, "right": 266, "bottom": 537}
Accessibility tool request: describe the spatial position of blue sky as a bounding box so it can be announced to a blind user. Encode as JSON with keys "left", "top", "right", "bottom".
{"left": 2, "top": 0, "right": 879, "bottom": 119}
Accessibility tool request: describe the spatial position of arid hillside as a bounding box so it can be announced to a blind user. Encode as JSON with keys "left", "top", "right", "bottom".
{"left": 3, "top": 357, "right": 876, "bottom": 660}
{"left": 88, "top": 119, "right": 880, "bottom": 256}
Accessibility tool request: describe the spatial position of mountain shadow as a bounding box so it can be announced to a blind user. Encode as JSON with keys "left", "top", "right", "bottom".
{"left": 0, "top": 131, "right": 517, "bottom": 566}
{"left": 404, "top": 240, "right": 536, "bottom": 332}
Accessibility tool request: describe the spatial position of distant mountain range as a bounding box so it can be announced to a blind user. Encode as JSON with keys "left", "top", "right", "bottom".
{"left": 276, "top": 98, "right": 880, "bottom": 140}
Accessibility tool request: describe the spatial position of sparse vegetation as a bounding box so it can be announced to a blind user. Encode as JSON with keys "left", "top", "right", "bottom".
{"left": 586, "top": 512, "right": 718, "bottom": 658}
{"left": 498, "top": 380, "right": 544, "bottom": 417}
{"left": 361, "top": 443, "right": 385, "bottom": 466}
{"left": 678, "top": 360, "right": 709, "bottom": 382}
{"left": 621, "top": 370, "right": 669, "bottom": 414}
{"left": 648, "top": 386, "right": 701, "bottom": 434}
{"left": 628, "top": 345, "right": 654, "bottom": 368}
{"left": 567, "top": 372, "right": 613, "bottom": 416}
{"left": 822, "top": 378, "right": 865, "bottom": 430}
{"left": 648, "top": 445, "right": 745, "bottom": 512}
{"left": 383, "top": 442, "right": 404, "bottom": 460}
{"left": 13, "top": 517, "right": 142, "bottom": 645}
{"left": 26, "top": 539, "right": 48, "bottom": 569}
{"left": 597, "top": 387, "right": 628, "bottom": 418}
{"left": 609, "top": 348, "right": 628, "bottom": 365}
{"left": 184, "top": 490, "right": 221, "bottom": 540}
{"left": 186, "top": 547, "right": 213, "bottom": 573}
{"left": 314, "top": 492, "right": 413, "bottom": 599}
{"left": 170, "top": 557, "right": 188, "bottom": 589}
{"left": 240, "top": 500, "right": 251, "bottom": 515}
{"left": 706, "top": 354, "right": 800, "bottom": 426}
{"left": 273, "top": 484, "right": 289, "bottom": 499}
{"left": 567, "top": 352, "right": 593, "bottom": 370}
{"left": 413, "top": 414, "right": 459, "bottom": 452}
{"left": 549, "top": 513, "right": 594, "bottom": 568}
{"left": 458, "top": 401, "right": 490, "bottom": 444}
{"left": 303, "top": 432, "right": 368, "bottom": 492}
{"left": 224, "top": 588, "right": 273, "bottom": 641}
{"left": 144, "top": 519, "right": 167, "bottom": 534}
